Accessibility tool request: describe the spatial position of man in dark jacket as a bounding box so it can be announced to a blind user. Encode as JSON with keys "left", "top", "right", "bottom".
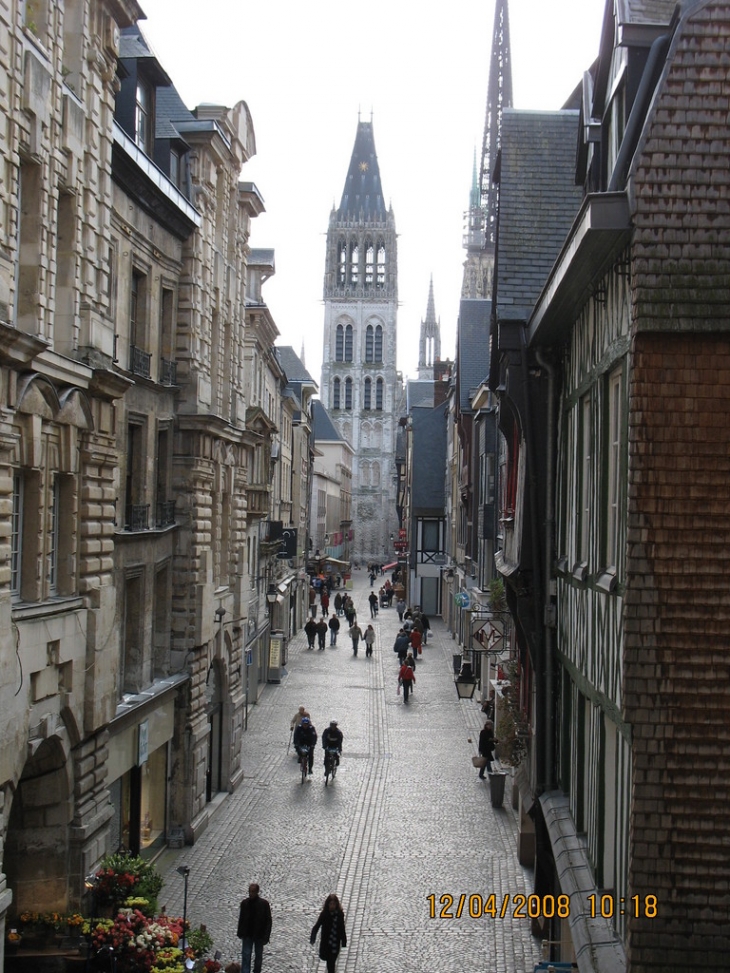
{"left": 237, "top": 882, "right": 272, "bottom": 973}
{"left": 293, "top": 717, "right": 318, "bottom": 773}
{"left": 316, "top": 617, "right": 327, "bottom": 650}
{"left": 478, "top": 720, "right": 498, "bottom": 779}
{"left": 304, "top": 617, "right": 317, "bottom": 650}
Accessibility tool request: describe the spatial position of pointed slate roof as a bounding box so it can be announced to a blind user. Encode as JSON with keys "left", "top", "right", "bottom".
{"left": 312, "top": 400, "right": 343, "bottom": 442}
{"left": 276, "top": 346, "right": 316, "bottom": 386}
{"left": 337, "top": 120, "right": 386, "bottom": 221}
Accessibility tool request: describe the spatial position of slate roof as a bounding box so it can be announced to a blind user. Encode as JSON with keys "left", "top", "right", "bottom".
{"left": 618, "top": 0, "right": 677, "bottom": 26}
{"left": 411, "top": 403, "right": 448, "bottom": 511}
{"left": 120, "top": 25, "right": 171, "bottom": 86}
{"left": 338, "top": 121, "right": 387, "bottom": 221}
{"left": 407, "top": 381, "right": 435, "bottom": 410}
{"left": 496, "top": 110, "right": 584, "bottom": 325}
{"left": 457, "top": 299, "right": 491, "bottom": 412}
{"left": 276, "top": 346, "right": 316, "bottom": 386}
{"left": 312, "top": 400, "right": 342, "bottom": 442}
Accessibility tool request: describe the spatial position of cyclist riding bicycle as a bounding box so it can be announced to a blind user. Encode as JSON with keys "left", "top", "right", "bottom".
{"left": 293, "top": 716, "right": 318, "bottom": 774}
{"left": 322, "top": 720, "right": 343, "bottom": 768}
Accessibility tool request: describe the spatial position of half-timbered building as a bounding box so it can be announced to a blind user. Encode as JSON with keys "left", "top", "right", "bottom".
{"left": 491, "top": 1, "right": 730, "bottom": 970}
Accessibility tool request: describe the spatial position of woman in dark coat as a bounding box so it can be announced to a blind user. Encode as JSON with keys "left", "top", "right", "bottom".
{"left": 310, "top": 893, "right": 347, "bottom": 973}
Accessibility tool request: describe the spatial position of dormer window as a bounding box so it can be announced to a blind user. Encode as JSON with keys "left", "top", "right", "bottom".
{"left": 135, "top": 79, "right": 152, "bottom": 153}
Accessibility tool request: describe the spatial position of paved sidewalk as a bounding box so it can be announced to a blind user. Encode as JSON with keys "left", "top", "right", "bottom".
{"left": 156, "top": 571, "right": 541, "bottom": 972}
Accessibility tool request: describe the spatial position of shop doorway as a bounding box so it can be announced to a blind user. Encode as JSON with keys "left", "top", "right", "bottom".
{"left": 421, "top": 575, "right": 440, "bottom": 616}
{"left": 206, "top": 662, "right": 224, "bottom": 802}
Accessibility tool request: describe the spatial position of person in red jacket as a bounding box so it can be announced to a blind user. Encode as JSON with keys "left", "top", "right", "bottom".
{"left": 398, "top": 660, "right": 416, "bottom": 703}
{"left": 410, "top": 626, "right": 422, "bottom": 656}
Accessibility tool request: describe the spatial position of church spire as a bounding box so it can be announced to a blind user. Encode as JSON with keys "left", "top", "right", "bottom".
{"left": 462, "top": 0, "right": 513, "bottom": 299}
{"left": 418, "top": 276, "right": 441, "bottom": 380}
{"left": 338, "top": 119, "right": 386, "bottom": 221}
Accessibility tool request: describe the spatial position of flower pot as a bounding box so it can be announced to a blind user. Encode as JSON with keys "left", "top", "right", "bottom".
{"left": 488, "top": 771, "right": 507, "bottom": 807}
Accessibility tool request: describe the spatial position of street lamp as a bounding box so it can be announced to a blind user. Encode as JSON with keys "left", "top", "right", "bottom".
{"left": 176, "top": 864, "right": 190, "bottom": 953}
{"left": 454, "top": 661, "right": 478, "bottom": 700}
{"left": 266, "top": 584, "right": 278, "bottom": 607}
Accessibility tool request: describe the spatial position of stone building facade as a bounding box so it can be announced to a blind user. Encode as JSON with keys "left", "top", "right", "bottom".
{"left": 0, "top": 3, "right": 306, "bottom": 958}
{"left": 319, "top": 120, "right": 401, "bottom": 565}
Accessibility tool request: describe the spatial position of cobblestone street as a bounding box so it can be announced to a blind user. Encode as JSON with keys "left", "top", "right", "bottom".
{"left": 156, "top": 572, "right": 542, "bottom": 972}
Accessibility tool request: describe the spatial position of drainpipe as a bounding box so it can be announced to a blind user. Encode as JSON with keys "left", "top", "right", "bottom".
{"left": 535, "top": 348, "right": 556, "bottom": 791}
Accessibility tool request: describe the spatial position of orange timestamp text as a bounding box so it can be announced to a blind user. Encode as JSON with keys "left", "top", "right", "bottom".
{"left": 426, "top": 893, "right": 658, "bottom": 920}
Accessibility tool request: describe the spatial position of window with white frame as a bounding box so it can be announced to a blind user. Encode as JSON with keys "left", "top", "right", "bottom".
{"left": 606, "top": 368, "right": 623, "bottom": 571}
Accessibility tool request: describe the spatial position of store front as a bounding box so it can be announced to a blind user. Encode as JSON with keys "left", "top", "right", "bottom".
{"left": 107, "top": 676, "right": 187, "bottom": 858}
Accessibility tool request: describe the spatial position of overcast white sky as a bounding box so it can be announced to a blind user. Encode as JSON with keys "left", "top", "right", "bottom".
{"left": 140, "top": 0, "right": 606, "bottom": 385}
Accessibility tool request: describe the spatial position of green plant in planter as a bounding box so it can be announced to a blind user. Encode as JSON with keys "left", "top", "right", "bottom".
{"left": 495, "top": 658, "right": 530, "bottom": 766}
{"left": 488, "top": 577, "right": 507, "bottom": 612}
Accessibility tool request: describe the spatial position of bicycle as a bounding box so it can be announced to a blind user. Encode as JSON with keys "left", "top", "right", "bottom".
{"left": 324, "top": 747, "right": 340, "bottom": 786}
{"left": 297, "top": 746, "right": 311, "bottom": 784}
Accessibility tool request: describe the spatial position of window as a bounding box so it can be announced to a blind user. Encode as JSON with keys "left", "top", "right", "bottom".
{"left": 422, "top": 520, "right": 440, "bottom": 552}
{"left": 125, "top": 420, "right": 148, "bottom": 530}
{"left": 365, "top": 244, "right": 374, "bottom": 285}
{"left": 16, "top": 159, "right": 42, "bottom": 332}
{"left": 345, "top": 377, "right": 353, "bottom": 410}
{"left": 11, "top": 474, "right": 23, "bottom": 598}
{"left": 606, "top": 369, "right": 623, "bottom": 570}
{"left": 336, "top": 325, "right": 344, "bottom": 362}
{"left": 122, "top": 572, "right": 145, "bottom": 694}
{"left": 344, "top": 324, "right": 353, "bottom": 362}
{"left": 350, "top": 243, "right": 359, "bottom": 285}
{"left": 338, "top": 241, "right": 347, "bottom": 285}
{"left": 376, "top": 244, "right": 386, "bottom": 287}
{"left": 135, "top": 79, "right": 152, "bottom": 154}
{"left": 364, "top": 378, "right": 372, "bottom": 410}
{"left": 333, "top": 378, "right": 341, "bottom": 410}
{"left": 376, "top": 378, "right": 384, "bottom": 410}
{"left": 48, "top": 475, "right": 60, "bottom": 594}
{"left": 374, "top": 325, "right": 383, "bottom": 362}
{"left": 365, "top": 325, "right": 374, "bottom": 363}
{"left": 159, "top": 286, "right": 176, "bottom": 384}
{"left": 130, "top": 269, "right": 150, "bottom": 377}
{"left": 579, "top": 394, "right": 592, "bottom": 564}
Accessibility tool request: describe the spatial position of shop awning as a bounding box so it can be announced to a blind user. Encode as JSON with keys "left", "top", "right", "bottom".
{"left": 382, "top": 561, "right": 399, "bottom": 570}
{"left": 324, "top": 557, "right": 350, "bottom": 566}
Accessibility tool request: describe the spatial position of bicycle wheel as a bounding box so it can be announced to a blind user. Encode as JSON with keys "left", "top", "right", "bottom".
{"left": 324, "top": 761, "right": 330, "bottom": 786}
{"left": 331, "top": 761, "right": 337, "bottom": 780}
{"left": 300, "top": 754, "right": 307, "bottom": 784}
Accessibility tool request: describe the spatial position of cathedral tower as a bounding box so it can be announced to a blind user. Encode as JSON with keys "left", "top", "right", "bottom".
{"left": 320, "top": 119, "right": 400, "bottom": 564}
{"left": 417, "top": 276, "right": 441, "bottom": 380}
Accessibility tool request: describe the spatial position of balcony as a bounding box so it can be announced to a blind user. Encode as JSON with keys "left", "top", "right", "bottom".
{"left": 156, "top": 500, "right": 175, "bottom": 527}
{"left": 130, "top": 345, "right": 151, "bottom": 379}
{"left": 247, "top": 484, "right": 271, "bottom": 517}
{"left": 159, "top": 357, "right": 177, "bottom": 385}
{"left": 125, "top": 504, "right": 150, "bottom": 531}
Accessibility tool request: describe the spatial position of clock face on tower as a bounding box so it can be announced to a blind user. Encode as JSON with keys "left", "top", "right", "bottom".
{"left": 359, "top": 161, "right": 369, "bottom": 173}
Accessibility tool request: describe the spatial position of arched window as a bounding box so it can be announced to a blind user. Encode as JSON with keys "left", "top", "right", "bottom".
{"left": 336, "top": 324, "right": 344, "bottom": 361}
{"left": 376, "top": 244, "right": 386, "bottom": 287}
{"left": 376, "top": 377, "right": 384, "bottom": 410}
{"left": 365, "top": 325, "right": 374, "bottom": 363}
{"left": 364, "top": 378, "right": 372, "bottom": 410}
{"left": 333, "top": 378, "right": 341, "bottom": 410}
{"left": 374, "top": 325, "right": 383, "bottom": 362}
{"left": 361, "top": 462, "right": 370, "bottom": 488}
{"left": 365, "top": 243, "right": 374, "bottom": 285}
{"left": 345, "top": 377, "right": 353, "bottom": 410}
{"left": 344, "top": 324, "right": 353, "bottom": 362}
{"left": 350, "top": 243, "right": 359, "bottom": 285}
{"left": 372, "top": 462, "right": 381, "bottom": 487}
{"left": 338, "top": 241, "right": 347, "bottom": 285}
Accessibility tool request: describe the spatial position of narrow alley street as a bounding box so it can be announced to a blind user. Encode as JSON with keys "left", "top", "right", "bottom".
{"left": 156, "top": 572, "right": 542, "bottom": 973}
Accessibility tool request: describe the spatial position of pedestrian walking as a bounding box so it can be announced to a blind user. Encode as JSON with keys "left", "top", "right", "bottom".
{"left": 368, "top": 591, "right": 378, "bottom": 618}
{"left": 393, "top": 629, "right": 410, "bottom": 664}
{"left": 290, "top": 706, "right": 309, "bottom": 731}
{"left": 350, "top": 620, "right": 362, "bottom": 656}
{"left": 304, "top": 618, "right": 317, "bottom": 650}
{"left": 321, "top": 591, "right": 330, "bottom": 617}
{"left": 310, "top": 893, "right": 347, "bottom": 973}
{"left": 477, "top": 720, "right": 498, "bottom": 780}
{"left": 334, "top": 592, "right": 343, "bottom": 616}
{"left": 316, "top": 618, "right": 327, "bottom": 650}
{"left": 328, "top": 614, "right": 340, "bottom": 646}
{"left": 398, "top": 660, "right": 416, "bottom": 703}
{"left": 237, "top": 883, "right": 272, "bottom": 973}
{"left": 309, "top": 585, "right": 318, "bottom": 617}
{"left": 364, "top": 624, "right": 375, "bottom": 658}
{"left": 410, "top": 626, "right": 422, "bottom": 657}
{"left": 396, "top": 597, "right": 406, "bottom": 622}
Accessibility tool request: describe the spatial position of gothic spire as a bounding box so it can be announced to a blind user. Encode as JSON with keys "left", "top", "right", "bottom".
{"left": 481, "top": 0, "right": 513, "bottom": 250}
{"left": 418, "top": 276, "right": 441, "bottom": 379}
{"left": 338, "top": 120, "right": 386, "bottom": 222}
